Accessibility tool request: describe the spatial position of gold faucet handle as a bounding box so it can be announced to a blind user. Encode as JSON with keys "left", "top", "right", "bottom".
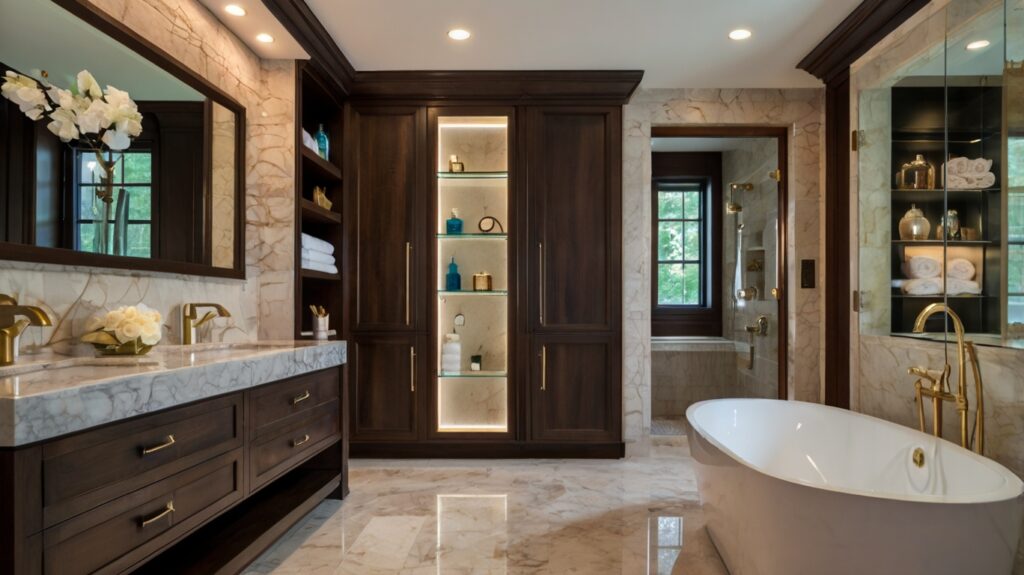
{"left": 0, "top": 294, "right": 17, "bottom": 306}
{"left": 908, "top": 366, "right": 945, "bottom": 388}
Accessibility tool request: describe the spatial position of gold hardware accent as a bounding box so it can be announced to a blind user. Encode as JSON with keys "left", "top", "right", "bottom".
{"left": 540, "top": 346, "right": 547, "bottom": 391}
{"left": 0, "top": 303, "right": 53, "bottom": 367}
{"left": 906, "top": 304, "right": 985, "bottom": 454}
{"left": 768, "top": 169, "right": 782, "bottom": 182}
{"left": 181, "top": 303, "right": 230, "bottom": 345}
{"left": 410, "top": 346, "right": 416, "bottom": 392}
{"left": 292, "top": 434, "right": 311, "bottom": 447}
{"left": 0, "top": 294, "right": 16, "bottom": 306}
{"left": 140, "top": 501, "right": 175, "bottom": 527}
{"left": 912, "top": 447, "right": 925, "bottom": 468}
{"left": 538, "top": 242, "right": 545, "bottom": 325}
{"left": 736, "top": 287, "right": 758, "bottom": 301}
{"left": 291, "top": 390, "right": 311, "bottom": 405}
{"left": 770, "top": 287, "right": 781, "bottom": 301}
{"left": 141, "top": 435, "right": 176, "bottom": 456}
{"left": 405, "top": 242, "right": 412, "bottom": 326}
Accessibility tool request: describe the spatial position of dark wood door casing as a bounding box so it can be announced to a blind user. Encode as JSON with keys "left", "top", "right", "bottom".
{"left": 350, "top": 105, "right": 426, "bottom": 333}
{"left": 349, "top": 333, "right": 421, "bottom": 441}
{"left": 526, "top": 106, "right": 622, "bottom": 333}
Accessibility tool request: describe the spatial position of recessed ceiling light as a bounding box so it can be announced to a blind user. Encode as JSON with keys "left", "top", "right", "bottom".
{"left": 448, "top": 29, "right": 471, "bottom": 41}
{"left": 224, "top": 4, "right": 246, "bottom": 16}
{"left": 966, "top": 39, "right": 990, "bottom": 50}
{"left": 256, "top": 33, "right": 274, "bottom": 44}
{"left": 729, "top": 29, "right": 752, "bottom": 41}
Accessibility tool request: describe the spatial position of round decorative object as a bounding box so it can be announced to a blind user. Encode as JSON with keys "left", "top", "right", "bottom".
{"left": 477, "top": 216, "right": 505, "bottom": 234}
{"left": 472, "top": 272, "right": 493, "bottom": 291}
{"left": 898, "top": 204, "right": 930, "bottom": 241}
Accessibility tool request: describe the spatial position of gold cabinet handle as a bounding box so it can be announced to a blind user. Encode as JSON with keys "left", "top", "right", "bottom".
{"left": 538, "top": 242, "right": 545, "bottom": 325}
{"left": 540, "top": 345, "right": 547, "bottom": 391}
{"left": 410, "top": 346, "right": 416, "bottom": 392}
{"left": 140, "top": 501, "right": 175, "bottom": 527}
{"left": 292, "top": 434, "right": 311, "bottom": 447}
{"left": 405, "top": 242, "right": 412, "bottom": 326}
{"left": 291, "top": 390, "right": 311, "bottom": 405}
{"left": 140, "top": 435, "right": 176, "bottom": 456}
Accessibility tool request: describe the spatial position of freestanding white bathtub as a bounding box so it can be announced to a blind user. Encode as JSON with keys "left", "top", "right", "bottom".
{"left": 686, "top": 399, "right": 1024, "bottom": 575}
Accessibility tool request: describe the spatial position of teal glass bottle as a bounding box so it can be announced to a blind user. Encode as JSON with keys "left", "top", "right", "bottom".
{"left": 445, "top": 257, "right": 462, "bottom": 291}
{"left": 446, "top": 208, "right": 463, "bottom": 235}
{"left": 315, "top": 123, "right": 329, "bottom": 160}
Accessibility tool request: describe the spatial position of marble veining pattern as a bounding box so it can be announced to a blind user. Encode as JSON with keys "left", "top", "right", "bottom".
{"left": 245, "top": 446, "right": 728, "bottom": 575}
{"left": 0, "top": 0, "right": 297, "bottom": 351}
{"left": 0, "top": 341, "right": 345, "bottom": 446}
{"left": 623, "top": 89, "right": 824, "bottom": 456}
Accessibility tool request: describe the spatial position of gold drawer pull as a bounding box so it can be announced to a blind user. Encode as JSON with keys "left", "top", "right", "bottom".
{"left": 140, "top": 501, "right": 175, "bottom": 528}
{"left": 140, "top": 435, "right": 176, "bottom": 456}
{"left": 292, "top": 434, "right": 311, "bottom": 447}
{"left": 291, "top": 390, "right": 311, "bottom": 405}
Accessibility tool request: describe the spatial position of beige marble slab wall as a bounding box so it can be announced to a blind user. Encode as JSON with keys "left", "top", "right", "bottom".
{"left": 624, "top": 88, "right": 824, "bottom": 455}
{"left": 0, "top": 0, "right": 295, "bottom": 350}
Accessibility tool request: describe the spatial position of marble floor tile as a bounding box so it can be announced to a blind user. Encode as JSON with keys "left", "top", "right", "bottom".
{"left": 243, "top": 446, "right": 727, "bottom": 575}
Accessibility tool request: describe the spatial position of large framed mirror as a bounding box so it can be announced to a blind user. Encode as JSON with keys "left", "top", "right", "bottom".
{"left": 0, "top": 0, "right": 245, "bottom": 278}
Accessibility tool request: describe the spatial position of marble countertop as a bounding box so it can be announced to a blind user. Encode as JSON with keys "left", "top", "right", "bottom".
{"left": 0, "top": 340, "right": 347, "bottom": 447}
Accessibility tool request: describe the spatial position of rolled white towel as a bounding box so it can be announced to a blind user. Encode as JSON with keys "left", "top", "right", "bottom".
{"left": 301, "top": 232, "right": 335, "bottom": 256}
{"left": 947, "top": 278, "right": 982, "bottom": 295}
{"left": 947, "top": 258, "right": 976, "bottom": 280}
{"left": 970, "top": 172, "right": 996, "bottom": 189}
{"left": 902, "top": 278, "right": 943, "bottom": 295}
{"left": 946, "top": 174, "right": 971, "bottom": 189}
{"left": 301, "top": 247, "right": 335, "bottom": 266}
{"left": 945, "top": 157, "right": 969, "bottom": 176}
{"left": 902, "top": 256, "right": 941, "bottom": 279}
{"left": 969, "top": 158, "right": 993, "bottom": 174}
{"left": 301, "top": 258, "right": 338, "bottom": 275}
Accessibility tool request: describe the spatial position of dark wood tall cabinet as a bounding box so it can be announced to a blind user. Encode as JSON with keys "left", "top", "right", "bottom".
{"left": 344, "top": 72, "right": 640, "bottom": 458}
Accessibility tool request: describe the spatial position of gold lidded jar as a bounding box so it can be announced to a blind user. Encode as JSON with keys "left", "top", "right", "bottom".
{"left": 896, "top": 154, "right": 935, "bottom": 190}
{"left": 898, "top": 204, "right": 931, "bottom": 241}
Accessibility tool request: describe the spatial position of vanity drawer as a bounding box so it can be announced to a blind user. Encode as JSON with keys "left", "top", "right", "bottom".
{"left": 250, "top": 400, "right": 340, "bottom": 491}
{"left": 250, "top": 368, "right": 340, "bottom": 431}
{"left": 42, "top": 393, "right": 242, "bottom": 527}
{"left": 42, "top": 449, "right": 243, "bottom": 575}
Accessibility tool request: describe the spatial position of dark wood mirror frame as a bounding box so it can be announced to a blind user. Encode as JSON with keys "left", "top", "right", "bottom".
{"left": 0, "top": 0, "right": 247, "bottom": 280}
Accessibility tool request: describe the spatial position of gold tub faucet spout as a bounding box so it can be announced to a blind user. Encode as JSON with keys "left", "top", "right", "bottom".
{"left": 907, "top": 303, "right": 984, "bottom": 454}
{"left": 0, "top": 303, "right": 53, "bottom": 366}
{"left": 181, "top": 303, "right": 231, "bottom": 345}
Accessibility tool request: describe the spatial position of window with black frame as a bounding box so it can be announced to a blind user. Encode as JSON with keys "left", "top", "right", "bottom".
{"left": 75, "top": 149, "right": 153, "bottom": 258}
{"left": 655, "top": 180, "right": 707, "bottom": 307}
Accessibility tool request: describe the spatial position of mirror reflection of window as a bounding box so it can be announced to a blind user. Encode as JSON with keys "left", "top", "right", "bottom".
{"left": 1009, "top": 136, "right": 1024, "bottom": 328}
{"left": 75, "top": 151, "right": 153, "bottom": 258}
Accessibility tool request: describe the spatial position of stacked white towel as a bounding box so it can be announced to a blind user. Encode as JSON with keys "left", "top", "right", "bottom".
{"left": 944, "top": 157, "right": 995, "bottom": 190}
{"left": 902, "top": 256, "right": 941, "bottom": 279}
{"left": 893, "top": 278, "right": 982, "bottom": 296}
{"left": 301, "top": 232, "right": 338, "bottom": 275}
{"left": 946, "top": 258, "right": 976, "bottom": 281}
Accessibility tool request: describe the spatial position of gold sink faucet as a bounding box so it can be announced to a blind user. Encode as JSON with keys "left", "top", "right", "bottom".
{"left": 907, "top": 303, "right": 984, "bottom": 454}
{"left": 0, "top": 295, "right": 53, "bottom": 366}
{"left": 181, "top": 303, "right": 231, "bottom": 345}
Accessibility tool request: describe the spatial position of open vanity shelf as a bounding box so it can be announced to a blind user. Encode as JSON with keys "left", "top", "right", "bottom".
{"left": 433, "top": 115, "right": 512, "bottom": 436}
{"left": 889, "top": 82, "right": 1003, "bottom": 335}
{"left": 294, "top": 63, "right": 345, "bottom": 337}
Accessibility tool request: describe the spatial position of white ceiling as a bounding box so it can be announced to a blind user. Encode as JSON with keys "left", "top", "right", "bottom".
{"left": 305, "top": 0, "right": 862, "bottom": 88}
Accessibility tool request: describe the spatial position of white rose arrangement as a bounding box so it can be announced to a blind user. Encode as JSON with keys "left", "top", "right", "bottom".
{"left": 81, "top": 304, "right": 163, "bottom": 356}
{"left": 1, "top": 69, "right": 143, "bottom": 255}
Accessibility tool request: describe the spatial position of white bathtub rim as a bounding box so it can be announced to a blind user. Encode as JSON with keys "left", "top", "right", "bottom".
{"left": 686, "top": 398, "right": 1024, "bottom": 505}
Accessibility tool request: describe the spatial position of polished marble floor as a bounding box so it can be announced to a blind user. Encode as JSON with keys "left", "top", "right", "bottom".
{"left": 244, "top": 445, "right": 727, "bottom": 574}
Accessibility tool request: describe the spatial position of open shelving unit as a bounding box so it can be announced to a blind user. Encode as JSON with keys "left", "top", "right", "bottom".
{"left": 294, "top": 62, "right": 345, "bottom": 338}
{"left": 889, "top": 83, "right": 1002, "bottom": 335}
{"left": 432, "top": 114, "right": 511, "bottom": 436}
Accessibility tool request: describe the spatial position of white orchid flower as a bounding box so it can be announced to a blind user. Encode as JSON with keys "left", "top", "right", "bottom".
{"left": 47, "top": 107, "right": 79, "bottom": 141}
{"left": 101, "top": 128, "right": 131, "bottom": 150}
{"left": 76, "top": 70, "right": 103, "bottom": 100}
{"left": 77, "top": 98, "right": 111, "bottom": 134}
{"left": 103, "top": 86, "right": 143, "bottom": 137}
{"left": 1, "top": 71, "right": 50, "bottom": 120}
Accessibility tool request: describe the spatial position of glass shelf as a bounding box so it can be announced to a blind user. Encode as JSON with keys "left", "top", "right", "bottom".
{"left": 436, "top": 233, "right": 507, "bottom": 240}
{"left": 438, "top": 370, "right": 508, "bottom": 379}
{"left": 437, "top": 171, "right": 508, "bottom": 180}
{"left": 438, "top": 290, "right": 508, "bottom": 296}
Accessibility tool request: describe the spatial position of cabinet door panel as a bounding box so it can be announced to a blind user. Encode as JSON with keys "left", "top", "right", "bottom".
{"left": 350, "top": 334, "right": 419, "bottom": 441}
{"left": 530, "top": 334, "right": 620, "bottom": 442}
{"left": 351, "top": 106, "right": 425, "bottom": 331}
{"left": 527, "top": 107, "right": 621, "bottom": 332}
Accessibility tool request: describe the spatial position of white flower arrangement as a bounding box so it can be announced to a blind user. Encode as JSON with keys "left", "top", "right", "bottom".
{"left": 0, "top": 69, "right": 142, "bottom": 150}
{"left": 81, "top": 304, "right": 163, "bottom": 355}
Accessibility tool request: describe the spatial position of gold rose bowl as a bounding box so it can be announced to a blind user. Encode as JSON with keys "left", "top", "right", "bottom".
{"left": 81, "top": 330, "right": 154, "bottom": 356}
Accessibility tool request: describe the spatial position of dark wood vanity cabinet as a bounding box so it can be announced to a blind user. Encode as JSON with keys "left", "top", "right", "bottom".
{"left": 0, "top": 368, "right": 346, "bottom": 575}
{"left": 349, "top": 334, "right": 422, "bottom": 441}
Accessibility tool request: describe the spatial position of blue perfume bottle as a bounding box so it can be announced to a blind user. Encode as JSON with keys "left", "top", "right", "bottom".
{"left": 445, "top": 257, "right": 462, "bottom": 291}
{"left": 315, "top": 123, "right": 329, "bottom": 160}
{"left": 446, "top": 208, "right": 463, "bottom": 235}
